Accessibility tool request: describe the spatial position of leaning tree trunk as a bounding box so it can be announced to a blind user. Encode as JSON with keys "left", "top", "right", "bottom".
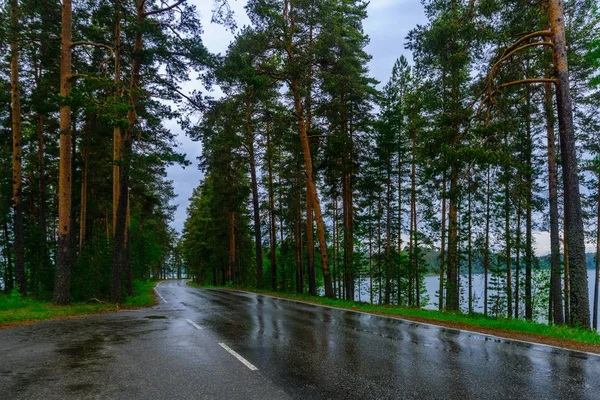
{"left": 54, "top": 0, "right": 73, "bottom": 305}
{"left": 549, "top": 0, "right": 590, "bottom": 328}
{"left": 10, "top": 0, "right": 25, "bottom": 295}
{"left": 291, "top": 81, "right": 333, "bottom": 298}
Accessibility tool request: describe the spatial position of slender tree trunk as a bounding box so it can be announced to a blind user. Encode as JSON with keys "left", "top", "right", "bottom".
{"left": 384, "top": 147, "right": 392, "bottom": 304}
{"left": 439, "top": 174, "right": 447, "bottom": 310}
{"left": 468, "top": 180, "right": 473, "bottom": 314}
{"left": 515, "top": 207, "right": 521, "bottom": 319}
{"left": 79, "top": 136, "right": 88, "bottom": 251}
{"left": 306, "top": 176, "right": 316, "bottom": 295}
{"left": 377, "top": 188, "right": 383, "bottom": 304}
{"left": 549, "top": 0, "right": 590, "bottom": 327}
{"left": 594, "top": 174, "right": 600, "bottom": 330}
{"left": 113, "top": 0, "right": 122, "bottom": 236}
{"left": 398, "top": 153, "right": 403, "bottom": 304}
{"left": 10, "top": 0, "right": 25, "bottom": 295}
{"left": 54, "top": 0, "right": 73, "bottom": 305}
{"left": 267, "top": 120, "right": 277, "bottom": 291}
{"left": 112, "top": 0, "right": 143, "bottom": 303}
{"left": 505, "top": 180, "right": 513, "bottom": 318}
{"left": 343, "top": 170, "right": 355, "bottom": 301}
{"left": 446, "top": 168, "right": 459, "bottom": 311}
{"left": 564, "top": 210, "right": 570, "bottom": 322}
{"left": 245, "top": 97, "right": 263, "bottom": 288}
{"left": 484, "top": 168, "right": 491, "bottom": 316}
{"left": 3, "top": 219, "right": 13, "bottom": 293}
{"left": 525, "top": 94, "right": 533, "bottom": 320}
{"left": 332, "top": 193, "right": 338, "bottom": 297}
{"left": 295, "top": 182, "right": 303, "bottom": 293}
{"left": 413, "top": 168, "right": 419, "bottom": 307}
{"left": 369, "top": 205, "right": 373, "bottom": 304}
{"left": 37, "top": 114, "right": 48, "bottom": 289}
{"left": 544, "top": 80, "right": 564, "bottom": 324}
{"left": 228, "top": 212, "right": 235, "bottom": 283}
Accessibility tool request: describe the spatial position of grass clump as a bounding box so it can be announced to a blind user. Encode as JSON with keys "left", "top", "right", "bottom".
{"left": 0, "top": 280, "right": 159, "bottom": 328}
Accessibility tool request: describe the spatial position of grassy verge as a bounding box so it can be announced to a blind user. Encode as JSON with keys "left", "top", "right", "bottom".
{"left": 187, "top": 281, "right": 600, "bottom": 347}
{"left": 0, "top": 280, "right": 158, "bottom": 328}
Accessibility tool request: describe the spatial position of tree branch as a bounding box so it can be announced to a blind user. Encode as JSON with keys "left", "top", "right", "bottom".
{"left": 145, "top": 0, "right": 185, "bottom": 16}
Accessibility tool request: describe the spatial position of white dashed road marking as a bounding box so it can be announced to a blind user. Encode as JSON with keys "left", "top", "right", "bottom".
{"left": 219, "top": 343, "right": 258, "bottom": 371}
{"left": 186, "top": 319, "right": 202, "bottom": 330}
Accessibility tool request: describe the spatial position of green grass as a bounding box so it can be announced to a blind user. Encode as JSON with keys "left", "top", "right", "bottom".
{"left": 0, "top": 280, "right": 158, "bottom": 327}
{"left": 187, "top": 281, "right": 600, "bottom": 346}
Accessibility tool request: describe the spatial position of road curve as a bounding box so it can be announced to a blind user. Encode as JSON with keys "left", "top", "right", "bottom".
{"left": 1, "top": 279, "right": 598, "bottom": 399}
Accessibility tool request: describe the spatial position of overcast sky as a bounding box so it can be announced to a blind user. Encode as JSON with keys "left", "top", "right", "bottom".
{"left": 166, "top": 0, "right": 427, "bottom": 231}
{"left": 165, "top": 0, "right": 583, "bottom": 256}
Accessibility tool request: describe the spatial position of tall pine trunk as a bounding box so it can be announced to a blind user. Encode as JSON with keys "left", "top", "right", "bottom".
{"left": 112, "top": 0, "right": 143, "bottom": 302}
{"left": 549, "top": 0, "right": 590, "bottom": 327}
{"left": 10, "top": 0, "right": 25, "bottom": 295}
{"left": 54, "top": 0, "right": 73, "bottom": 305}
{"left": 505, "top": 179, "right": 512, "bottom": 318}
{"left": 439, "top": 174, "right": 447, "bottom": 310}
{"left": 446, "top": 168, "right": 459, "bottom": 311}
{"left": 544, "top": 80, "right": 564, "bottom": 324}
{"left": 246, "top": 97, "right": 263, "bottom": 288}
{"left": 484, "top": 168, "right": 491, "bottom": 316}
{"left": 266, "top": 120, "right": 277, "bottom": 291}
{"left": 594, "top": 174, "right": 600, "bottom": 330}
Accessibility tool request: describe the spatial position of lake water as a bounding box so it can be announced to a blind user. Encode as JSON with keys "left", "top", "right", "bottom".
{"left": 353, "top": 270, "right": 600, "bottom": 325}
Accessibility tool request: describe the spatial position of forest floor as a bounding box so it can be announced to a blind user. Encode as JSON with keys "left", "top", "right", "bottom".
{"left": 187, "top": 282, "right": 600, "bottom": 355}
{"left": 0, "top": 280, "right": 158, "bottom": 330}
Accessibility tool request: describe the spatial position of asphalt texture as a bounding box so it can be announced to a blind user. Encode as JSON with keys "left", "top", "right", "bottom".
{"left": 0, "top": 280, "right": 599, "bottom": 400}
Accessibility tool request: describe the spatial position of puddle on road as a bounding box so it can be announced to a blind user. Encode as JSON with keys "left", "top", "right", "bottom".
{"left": 145, "top": 315, "right": 168, "bottom": 320}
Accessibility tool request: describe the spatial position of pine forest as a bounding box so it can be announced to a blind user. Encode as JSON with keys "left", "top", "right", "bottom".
{"left": 1, "top": 0, "right": 600, "bottom": 333}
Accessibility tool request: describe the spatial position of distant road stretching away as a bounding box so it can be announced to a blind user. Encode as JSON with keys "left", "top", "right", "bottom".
{"left": 1, "top": 280, "right": 598, "bottom": 399}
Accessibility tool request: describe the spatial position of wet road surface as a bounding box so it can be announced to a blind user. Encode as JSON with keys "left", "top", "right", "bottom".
{"left": 1, "top": 280, "right": 599, "bottom": 399}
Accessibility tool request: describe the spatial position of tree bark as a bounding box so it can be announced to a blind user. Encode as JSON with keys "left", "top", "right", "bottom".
{"left": 112, "top": 0, "right": 143, "bottom": 302}
{"left": 505, "top": 179, "right": 512, "bottom": 318}
{"left": 446, "top": 168, "right": 459, "bottom": 311}
{"left": 228, "top": 211, "right": 235, "bottom": 283}
{"left": 245, "top": 97, "right": 263, "bottom": 288}
{"left": 484, "top": 168, "right": 491, "bottom": 316}
{"left": 37, "top": 114, "right": 48, "bottom": 289}
{"left": 54, "top": 0, "right": 73, "bottom": 305}
{"left": 306, "top": 176, "right": 316, "bottom": 295}
{"left": 594, "top": 174, "right": 600, "bottom": 330}
{"left": 525, "top": 91, "right": 533, "bottom": 321}
{"left": 544, "top": 80, "right": 564, "bottom": 324}
{"left": 549, "top": 0, "right": 590, "bottom": 327}
{"left": 266, "top": 120, "right": 277, "bottom": 292}
{"left": 439, "top": 173, "right": 447, "bottom": 310}
{"left": 10, "top": 0, "right": 25, "bottom": 295}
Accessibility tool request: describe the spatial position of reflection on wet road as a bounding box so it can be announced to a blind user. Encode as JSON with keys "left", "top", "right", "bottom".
{"left": 1, "top": 279, "right": 599, "bottom": 399}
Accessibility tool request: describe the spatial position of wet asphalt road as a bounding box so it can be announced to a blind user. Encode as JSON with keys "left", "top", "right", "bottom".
{"left": 1, "top": 280, "right": 599, "bottom": 400}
